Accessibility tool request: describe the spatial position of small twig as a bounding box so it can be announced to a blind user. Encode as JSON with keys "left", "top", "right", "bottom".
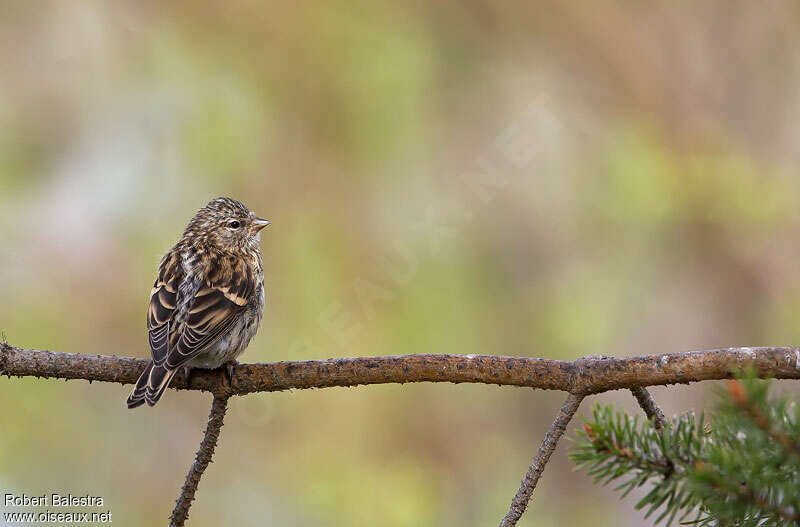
{"left": 499, "top": 392, "right": 584, "bottom": 527}
{"left": 170, "top": 395, "right": 230, "bottom": 527}
{"left": 630, "top": 386, "right": 667, "bottom": 430}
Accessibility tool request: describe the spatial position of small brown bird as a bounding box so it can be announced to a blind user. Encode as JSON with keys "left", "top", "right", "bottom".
{"left": 127, "top": 197, "right": 269, "bottom": 408}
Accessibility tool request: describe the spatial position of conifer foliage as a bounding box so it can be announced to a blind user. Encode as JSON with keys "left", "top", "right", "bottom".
{"left": 571, "top": 378, "right": 800, "bottom": 526}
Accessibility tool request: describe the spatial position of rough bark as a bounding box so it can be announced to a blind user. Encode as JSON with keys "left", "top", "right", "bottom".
{"left": 630, "top": 386, "right": 668, "bottom": 429}
{"left": 500, "top": 393, "right": 584, "bottom": 527}
{"left": 170, "top": 395, "right": 230, "bottom": 527}
{"left": 4, "top": 342, "right": 799, "bottom": 526}
{"left": 3, "top": 344, "right": 800, "bottom": 396}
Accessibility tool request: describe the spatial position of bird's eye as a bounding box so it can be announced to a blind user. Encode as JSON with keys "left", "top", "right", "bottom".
{"left": 229, "top": 220, "right": 241, "bottom": 229}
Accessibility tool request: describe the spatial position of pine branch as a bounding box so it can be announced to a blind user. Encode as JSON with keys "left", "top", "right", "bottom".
{"left": 727, "top": 380, "right": 800, "bottom": 460}
{"left": 695, "top": 466, "right": 800, "bottom": 525}
{"left": 573, "top": 379, "right": 800, "bottom": 526}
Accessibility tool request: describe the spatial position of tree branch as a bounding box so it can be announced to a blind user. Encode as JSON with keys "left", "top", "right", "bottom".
{"left": 170, "top": 395, "right": 230, "bottom": 527}
{"left": 3, "top": 344, "right": 800, "bottom": 396}
{"left": 500, "top": 392, "right": 584, "bottom": 527}
{"left": 4, "top": 342, "right": 800, "bottom": 526}
{"left": 630, "top": 386, "right": 667, "bottom": 430}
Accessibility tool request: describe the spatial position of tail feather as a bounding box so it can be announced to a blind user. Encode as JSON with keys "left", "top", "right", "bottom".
{"left": 127, "top": 362, "right": 153, "bottom": 409}
{"left": 126, "top": 361, "right": 178, "bottom": 409}
{"left": 144, "top": 364, "right": 178, "bottom": 407}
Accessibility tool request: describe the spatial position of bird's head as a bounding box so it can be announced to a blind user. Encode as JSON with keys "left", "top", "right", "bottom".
{"left": 184, "top": 197, "right": 270, "bottom": 253}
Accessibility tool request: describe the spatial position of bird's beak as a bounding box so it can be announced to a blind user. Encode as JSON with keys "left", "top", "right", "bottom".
{"left": 252, "top": 218, "right": 271, "bottom": 232}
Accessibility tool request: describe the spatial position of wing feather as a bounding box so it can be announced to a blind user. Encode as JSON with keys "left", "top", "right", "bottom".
{"left": 148, "top": 253, "right": 182, "bottom": 367}
{"left": 148, "top": 250, "right": 253, "bottom": 371}
{"left": 163, "top": 285, "right": 246, "bottom": 369}
{"left": 148, "top": 285, "right": 176, "bottom": 366}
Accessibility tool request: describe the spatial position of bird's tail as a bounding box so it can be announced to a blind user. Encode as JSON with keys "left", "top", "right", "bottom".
{"left": 126, "top": 362, "right": 152, "bottom": 409}
{"left": 126, "top": 361, "right": 178, "bottom": 409}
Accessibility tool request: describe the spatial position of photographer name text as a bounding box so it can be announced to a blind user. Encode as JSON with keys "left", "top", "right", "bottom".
{"left": 4, "top": 494, "right": 105, "bottom": 507}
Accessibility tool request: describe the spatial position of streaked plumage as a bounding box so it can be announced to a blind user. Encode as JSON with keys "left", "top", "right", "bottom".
{"left": 127, "top": 197, "right": 269, "bottom": 408}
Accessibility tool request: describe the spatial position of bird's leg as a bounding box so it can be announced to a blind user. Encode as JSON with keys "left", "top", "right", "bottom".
{"left": 183, "top": 365, "right": 192, "bottom": 385}
{"left": 224, "top": 360, "right": 238, "bottom": 387}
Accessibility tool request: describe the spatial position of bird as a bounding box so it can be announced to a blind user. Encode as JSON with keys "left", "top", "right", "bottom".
{"left": 127, "top": 197, "right": 270, "bottom": 408}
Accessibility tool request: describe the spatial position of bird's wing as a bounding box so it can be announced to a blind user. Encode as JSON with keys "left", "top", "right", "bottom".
{"left": 162, "top": 254, "right": 256, "bottom": 370}
{"left": 147, "top": 253, "right": 182, "bottom": 367}
{"left": 147, "top": 264, "right": 181, "bottom": 366}
{"left": 163, "top": 282, "right": 248, "bottom": 369}
{"left": 148, "top": 250, "right": 256, "bottom": 370}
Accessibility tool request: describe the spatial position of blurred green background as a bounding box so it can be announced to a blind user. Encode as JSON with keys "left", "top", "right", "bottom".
{"left": 3, "top": 1, "right": 800, "bottom": 525}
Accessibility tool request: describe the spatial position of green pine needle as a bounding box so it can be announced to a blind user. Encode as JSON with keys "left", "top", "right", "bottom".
{"left": 571, "top": 378, "right": 800, "bottom": 526}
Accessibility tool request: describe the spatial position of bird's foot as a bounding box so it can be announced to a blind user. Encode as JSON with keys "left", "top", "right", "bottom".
{"left": 224, "top": 360, "right": 239, "bottom": 387}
